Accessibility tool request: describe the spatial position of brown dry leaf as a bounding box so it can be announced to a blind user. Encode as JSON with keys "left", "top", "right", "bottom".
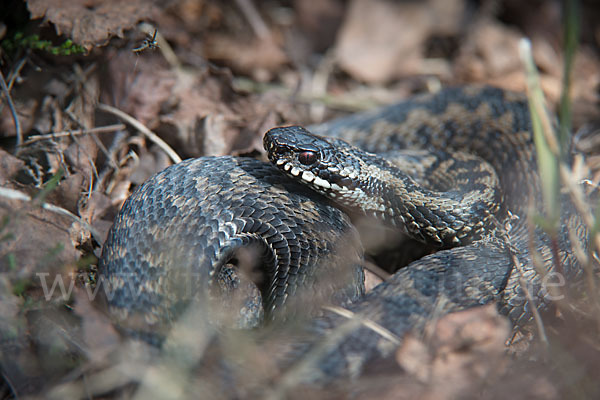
{"left": 64, "top": 135, "right": 99, "bottom": 174}
{"left": 27, "top": 0, "right": 157, "bottom": 49}
{"left": 73, "top": 288, "right": 120, "bottom": 362}
{"left": 335, "top": 0, "right": 466, "bottom": 83}
{"left": 79, "top": 190, "right": 113, "bottom": 243}
{"left": 363, "top": 264, "right": 384, "bottom": 292}
{"left": 396, "top": 305, "right": 510, "bottom": 400}
{"left": 229, "top": 81, "right": 323, "bottom": 156}
{"left": 0, "top": 197, "right": 84, "bottom": 394}
{"left": 0, "top": 97, "right": 38, "bottom": 138}
{"left": 229, "top": 95, "right": 287, "bottom": 156}
{"left": 128, "top": 147, "right": 171, "bottom": 185}
{"left": 454, "top": 19, "right": 563, "bottom": 99}
{"left": 104, "top": 50, "right": 176, "bottom": 127}
{"left": 0, "top": 197, "right": 81, "bottom": 277}
{"left": 205, "top": 35, "right": 288, "bottom": 80}
{"left": 571, "top": 48, "right": 600, "bottom": 128}
{"left": 459, "top": 20, "right": 523, "bottom": 79}
{"left": 171, "top": 0, "right": 223, "bottom": 31}
{"left": 454, "top": 19, "right": 526, "bottom": 90}
{"left": 104, "top": 49, "right": 243, "bottom": 157}
{"left": 44, "top": 172, "right": 86, "bottom": 215}
{"left": 158, "top": 70, "right": 241, "bottom": 157}
{"left": 294, "top": 0, "right": 345, "bottom": 53}
{"left": 233, "top": 109, "right": 279, "bottom": 156}
{"left": 0, "top": 277, "right": 24, "bottom": 356}
{"left": 0, "top": 148, "right": 25, "bottom": 185}
{"left": 0, "top": 276, "right": 40, "bottom": 396}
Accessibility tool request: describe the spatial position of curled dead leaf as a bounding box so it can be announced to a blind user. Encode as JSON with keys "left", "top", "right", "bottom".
{"left": 27, "top": 0, "right": 158, "bottom": 49}
{"left": 396, "top": 305, "right": 510, "bottom": 400}
{"left": 335, "top": 0, "right": 466, "bottom": 83}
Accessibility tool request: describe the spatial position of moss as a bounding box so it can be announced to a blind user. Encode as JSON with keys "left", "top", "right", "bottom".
{"left": 1, "top": 32, "right": 86, "bottom": 56}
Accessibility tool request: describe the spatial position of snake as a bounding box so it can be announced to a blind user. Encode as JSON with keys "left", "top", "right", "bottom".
{"left": 98, "top": 85, "right": 584, "bottom": 380}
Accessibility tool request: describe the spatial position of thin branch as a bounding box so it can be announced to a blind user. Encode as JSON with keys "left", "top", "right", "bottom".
{"left": 268, "top": 305, "right": 400, "bottom": 399}
{"left": 1, "top": 371, "right": 18, "bottom": 399}
{"left": 232, "top": 77, "right": 380, "bottom": 112}
{"left": 234, "top": 0, "right": 271, "bottom": 40}
{"left": 363, "top": 260, "right": 391, "bottom": 281}
{"left": 0, "top": 68, "right": 22, "bottom": 148}
{"left": 0, "top": 186, "right": 102, "bottom": 243}
{"left": 7, "top": 57, "right": 27, "bottom": 91}
{"left": 266, "top": 317, "right": 362, "bottom": 400}
{"left": 322, "top": 305, "right": 401, "bottom": 344}
{"left": 517, "top": 272, "right": 549, "bottom": 346}
{"left": 97, "top": 103, "right": 182, "bottom": 164}
{"left": 21, "top": 123, "right": 126, "bottom": 145}
{"left": 493, "top": 216, "right": 549, "bottom": 346}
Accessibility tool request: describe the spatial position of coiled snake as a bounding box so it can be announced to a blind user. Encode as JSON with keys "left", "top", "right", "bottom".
{"left": 99, "top": 86, "right": 583, "bottom": 379}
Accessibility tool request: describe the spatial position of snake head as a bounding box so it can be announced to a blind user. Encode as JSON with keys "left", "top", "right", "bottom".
{"left": 264, "top": 126, "right": 360, "bottom": 193}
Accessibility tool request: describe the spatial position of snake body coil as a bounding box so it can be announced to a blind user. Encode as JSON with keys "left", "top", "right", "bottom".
{"left": 100, "top": 157, "right": 364, "bottom": 344}
{"left": 99, "top": 86, "right": 584, "bottom": 378}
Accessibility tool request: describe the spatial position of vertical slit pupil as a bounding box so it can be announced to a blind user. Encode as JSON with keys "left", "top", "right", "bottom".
{"left": 299, "top": 151, "right": 317, "bottom": 165}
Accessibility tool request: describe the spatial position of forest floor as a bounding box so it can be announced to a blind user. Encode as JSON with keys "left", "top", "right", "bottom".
{"left": 1, "top": 0, "right": 600, "bottom": 399}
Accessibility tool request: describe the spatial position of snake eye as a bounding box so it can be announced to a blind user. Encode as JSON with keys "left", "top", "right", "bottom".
{"left": 298, "top": 151, "right": 318, "bottom": 165}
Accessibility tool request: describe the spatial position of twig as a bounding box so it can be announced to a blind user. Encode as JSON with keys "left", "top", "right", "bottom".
{"left": 567, "top": 226, "right": 600, "bottom": 324}
{"left": 97, "top": 103, "right": 182, "bottom": 164}
{"left": 0, "top": 186, "right": 102, "bottom": 243}
{"left": 322, "top": 305, "right": 401, "bottom": 344}
{"left": 20, "top": 123, "right": 126, "bottom": 145}
{"left": 267, "top": 306, "right": 400, "bottom": 399}
{"left": 1, "top": 371, "right": 18, "bottom": 399}
{"left": 63, "top": 110, "right": 113, "bottom": 177}
{"left": 308, "top": 50, "right": 336, "bottom": 122}
{"left": 232, "top": 77, "right": 380, "bottom": 112}
{"left": 493, "top": 215, "right": 550, "bottom": 346}
{"left": 560, "top": 159, "right": 600, "bottom": 325}
{"left": 234, "top": 0, "right": 271, "bottom": 40}
{"left": 7, "top": 57, "right": 27, "bottom": 91}
{"left": 363, "top": 261, "right": 391, "bottom": 281}
{"left": 517, "top": 273, "right": 548, "bottom": 346}
{"left": 511, "top": 233, "right": 549, "bottom": 346}
{"left": 267, "top": 317, "right": 362, "bottom": 400}
{"left": 0, "top": 68, "right": 22, "bottom": 148}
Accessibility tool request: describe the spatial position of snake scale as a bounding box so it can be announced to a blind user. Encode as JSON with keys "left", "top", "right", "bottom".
{"left": 99, "top": 86, "right": 584, "bottom": 380}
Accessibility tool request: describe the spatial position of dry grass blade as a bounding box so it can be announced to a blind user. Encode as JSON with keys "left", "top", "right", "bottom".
{"left": 518, "top": 270, "right": 549, "bottom": 345}
{"left": 519, "top": 38, "right": 560, "bottom": 224}
{"left": 0, "top": 186, "right": 102, "bottom": 242}
{"left": 234, "top": 0, "right": 271, "bottom": 40}
{"left": 97, "top": 103, "right": 182, "bottom": 164}
{"left": 266, "top": 316, "right": 362, "bottom": 400}
{"left": 21, "top": 123, "right": 126, "bottom": 146}
{"left": 558, "top": 0, "right": 579, "bottom": 156}
{"left": 323, "top": 305, "right": 401, "bottom": 345}
{"left": 0, "top": 69, "right": 22, "bottom": 148}
{"left": 267, "top": 306, "right": 401, "bottom": 400}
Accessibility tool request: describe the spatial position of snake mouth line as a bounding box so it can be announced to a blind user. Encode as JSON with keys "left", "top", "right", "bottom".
{"left": 265, "top": 129, "right": 336, "bottom": 191}
{"left": 263, "top": 122, "right": 510, "bottom": 248}
{"left": 277, "top": 159, "right": 337, "bottom": 190}
{"left": 265, "top": 127, "right": 360, "bottom": 195}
